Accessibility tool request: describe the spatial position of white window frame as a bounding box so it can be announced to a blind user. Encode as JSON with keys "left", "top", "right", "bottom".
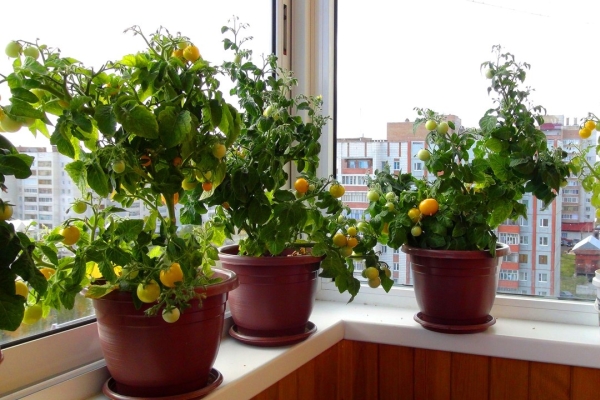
{"left": 318, "top": 0, "right": 595, "bottom": 325}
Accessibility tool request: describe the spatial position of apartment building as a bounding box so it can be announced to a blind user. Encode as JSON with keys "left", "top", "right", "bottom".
{"left": 336, "top": 115, "right": 595, "bottom": 297}
{"left": 3, "top": 146, "right": 153, "bottom": 236}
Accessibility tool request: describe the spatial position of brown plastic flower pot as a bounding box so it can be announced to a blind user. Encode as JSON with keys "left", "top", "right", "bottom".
{"left": 218, "top": 245, "right": 321, "bottom": 346}
{"left": 403, "top": 243, "right": 510, "bottom": 334}
{"left": 93, "top": 268, "right": 238, "bottom": 398}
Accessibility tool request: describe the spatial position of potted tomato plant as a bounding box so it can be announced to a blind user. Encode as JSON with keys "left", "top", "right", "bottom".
{"left": 0, "top": 26, "right": 240, "bottom": 397}
{"left": 190, "top": 20, "right": 386, "bottom": 346}
{"left": 365, "top": 46, "right": 572, "bottom": 333}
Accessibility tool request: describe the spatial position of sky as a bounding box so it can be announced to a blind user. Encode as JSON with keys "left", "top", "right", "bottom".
{"left": 337, "top": 0, "right": 600, "bottom": 138}
{"left": 1, "top": 0, "right": 599, "bottom": 146}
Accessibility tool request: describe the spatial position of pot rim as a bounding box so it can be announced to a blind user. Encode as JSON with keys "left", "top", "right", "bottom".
{"left": 401, "top": 242, "right": 510, "bottom": 259}
{"left": 218, "top": 244, "right": 324, "bottom": 264}
{"left": 202, "top": 267, "right": 239, "bottom": 296}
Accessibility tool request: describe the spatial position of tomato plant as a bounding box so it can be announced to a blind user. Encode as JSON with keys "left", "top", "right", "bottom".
{"left": 365, "top": 46, "right": 570, "bottom": 254}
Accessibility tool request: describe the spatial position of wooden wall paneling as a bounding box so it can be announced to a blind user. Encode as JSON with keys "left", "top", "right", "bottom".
{"left": 489, "top": 357, "right": 529, "bottom": 400}
{"left": 529, "top": 361, "right": 571, "bottom": 400}
{"left": 276, "top": 369, "right": 299, "bottom": 400}
{"left": 414, "top": 348, "right": 452, "bottom": 400}
{"left": 378, "top": 344, "right": 415, "bottom": 400}
{"left": 296, "top": 356, "right": 317, "bottom": 400}
{"left": 571, "top": 366, "right": 600, "bottom": 400}
{"left": 313, "top": 340, "right": 341, "bottom": 400}
{"left": 338, "top": 340, "right": 379, "bottom": 400}
{"left": 250, "top": 381, "right": 279, "bottom": 400}
{"left": 450, "top": 353, "right": 490, "bottom": 400}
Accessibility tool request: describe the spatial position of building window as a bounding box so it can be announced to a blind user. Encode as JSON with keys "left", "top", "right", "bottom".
{"left": 540, "top": 218, "right": 549, "bottom": 227}
{"left": 519, "top": 271, "right": 528, "bottom": 281}
{"left": 498, "top": 233, "right": 519, "bottom": 245}
{"left": 539, "top": 236, "right": 549, "bottom": 246}
{"left": 538, "top": 273, "right": 548, "bottom": 283}
{"left": 393, "top": 161, "right": 400, "bottom": 170}
{"left": 499, "top": 270, "right": 518, "bottom": 281}
{"left": 39, "top": 206, "right": 52, "bottom": 212}
{"left": 24, "top": 196, "right": 36, "bottom": 202}
{"left": 39, "top": 188, "right": 52, "bottom": 194}
{"left": 392, "top": 263, "right": 399, "bottom": 271}
{"left": 38, "top": 170, "right": 52, "bottom": 176}
{"left": 38, "top": 179, "right": 52, "bottom": 185}
{"left": 38, "top": 161, "right": 52, "bottom": 167}
{"left": 539, "top": 255, "right": 548, "bottom": 265}
{"left": 519, "top": 235, "right": 529, "bottom": 245}
{"left": 380, "top": 246, "right": 387, "bottom": 254}
{"left": 346, "top": 159, "right": 370, "bottom": 168}
{"left": 518, "top": 254, "right": 528, "bottom": 264}
{"left": 413, "top": 162, "right": 423, "bottom": 171}
{"left": 519, "top": 216, "right": 528, "bottom": 226}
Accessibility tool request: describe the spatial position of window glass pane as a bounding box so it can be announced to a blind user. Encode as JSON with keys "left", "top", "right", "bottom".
{"left": 0, "top": 0, "right": 272, "bottom": 346}
{"left": 337, "top": 0, "right": 597, "bottom": 301}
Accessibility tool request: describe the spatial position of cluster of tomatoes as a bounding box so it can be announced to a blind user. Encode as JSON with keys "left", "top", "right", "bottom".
{"left": 361, "top": 265, "right": 391, "bottom": 289}
{"left": 293, "top": 177, "right": 346, "bottom": 199}
{"left": 332, "top": 225, "right": 360, "bottom": 258}
{"left": 579, "top": 120, "right": 596, "bottom": 139}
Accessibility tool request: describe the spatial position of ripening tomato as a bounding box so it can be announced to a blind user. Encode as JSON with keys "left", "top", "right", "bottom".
{"left": 329, "top": 183, "right": 345, "bottom": 198}
{"left": 419, "top": 198, "right": 439, "bottom": 216}
{"left": 60, "top": 226, "right": 80, "bottom": 246}
{"left": 137, "top": 280, "right": 161, "bottom": 303}
{"left": 294, "top": 178, "right": 309, "bottom": 194}
{"left": 160, "top": 263, "right": 184, "bottom": 288}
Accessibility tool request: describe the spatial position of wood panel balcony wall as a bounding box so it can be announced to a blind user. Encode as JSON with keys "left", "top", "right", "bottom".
{"left": 251, "top": 340, "right": 600, "bottom": 400}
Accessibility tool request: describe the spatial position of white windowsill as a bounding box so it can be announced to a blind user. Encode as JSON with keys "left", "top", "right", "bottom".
{"left": 8, "top": 298, "right": 599, "bottom": 400}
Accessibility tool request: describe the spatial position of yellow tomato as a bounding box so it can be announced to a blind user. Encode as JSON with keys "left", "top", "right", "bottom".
{"left": 60, "top": 225, "right": 80, "bottom": 246}
{"left": 419, "top": 198, "right": 439, "bottom": 216}
{"left": 137, "top": 280, "right": 161, "bottom": 303}
{"left": 294, "top": 178, "right": 309, "bottom": 194}
{"left": 159, "top": 263, "right": 184, "bottom": 288}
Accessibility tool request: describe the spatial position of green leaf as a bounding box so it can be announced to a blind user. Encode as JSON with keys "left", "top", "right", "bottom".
{"left": 159, "top": 108, "right": 192, "bottom": 148}
{"left": 114, "top": 219, "right": 144, "bottom": 241}
{"left": 479, "top": 115, "right": 497, "bottom": 132}
{"left": 219, "top": 101, "right": 233, "bottom": 134}
{"left": 85, "top": 284, "right": 118, "bottom": 299}
{"left": 0, "top": 284, "right": 25, "bottom": 331}
{"left": 209, "top": 99, "right": 222, "bottom": 129}
{"left": 86, "top": 162, "right": 110, "bottom": 197}
{"left": 485, "top": 138, "right": 508, "bottom": 153}
{"left": 51, "top": 121, "right": 76, "bottom": 159}
{"left": 115, "top": 103, "right": 159, "bottom": 139}
{"left": 65, "top": 161, "right": 87, "bottom": 194}
{"left": 11, "top": 88, "right": 40, "bottom": 103}
{"left": 0, "top": 154, "right": 33, "bottom": 179}
{"left": 273, "top": 189, "right": 296, "bottom": 202}
{"left": 489, "top": 201, "right": 513, "bottom": 228}
{"left": 94, "top": 105, "right": 116, "bottom": 135}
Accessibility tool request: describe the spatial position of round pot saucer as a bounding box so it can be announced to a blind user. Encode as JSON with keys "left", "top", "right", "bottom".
{"left": 414, "top": 312, "right": 495, "bottom": 334}
{"left": 102, "top": 368, "right": 222, "bottom": 400}
{"left": 229, "top": 321, "right": 316, "bottom": 347}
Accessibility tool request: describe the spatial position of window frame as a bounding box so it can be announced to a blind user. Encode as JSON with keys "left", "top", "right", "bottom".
{"left": 2, "top": 1, "right": 280, "bottom": 396}
{"left": 321, "top": 0, "right": 597, "bottom": 327}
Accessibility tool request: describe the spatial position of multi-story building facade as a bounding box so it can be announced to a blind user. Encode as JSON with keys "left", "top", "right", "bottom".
{"left": 3, "top": 146, "right": 156, "bottom": 236}
{"left": 336, "top": 115, "right": 596, "bottom": 297}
